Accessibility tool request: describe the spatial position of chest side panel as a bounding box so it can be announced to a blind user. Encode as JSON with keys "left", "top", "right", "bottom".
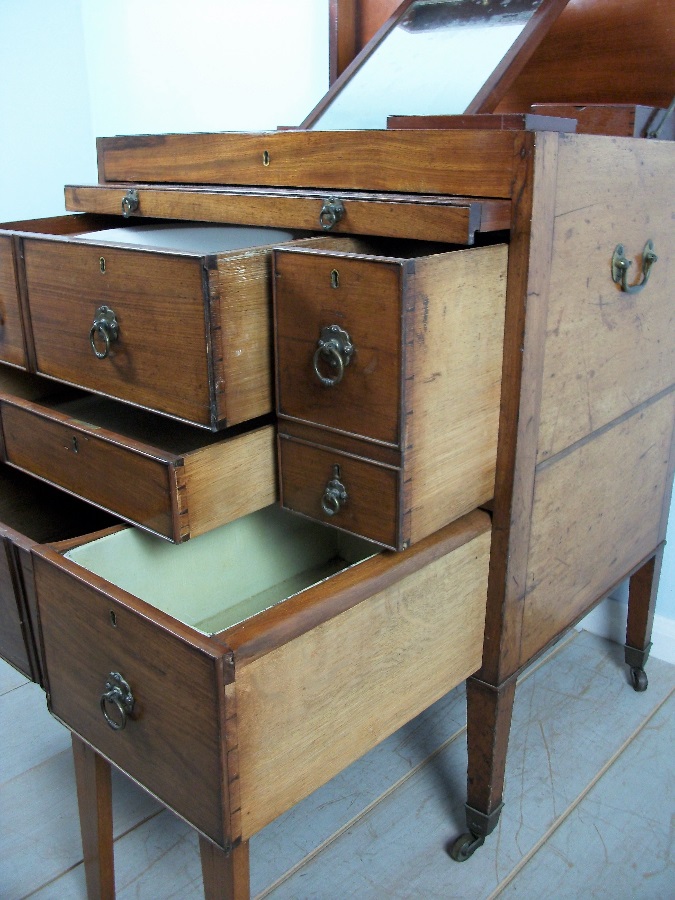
{"left": 537, "top": 135, "right": 675, "bottom": 462}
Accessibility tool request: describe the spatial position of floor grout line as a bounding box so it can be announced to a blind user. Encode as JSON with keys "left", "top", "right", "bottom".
{"left": 254, "top": 630, "right": 581, "bottom": 899}
{"left": 486, "top": 684, "right": 675, "bottom": 900}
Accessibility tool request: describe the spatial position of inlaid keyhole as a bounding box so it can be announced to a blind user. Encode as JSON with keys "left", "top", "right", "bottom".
{"left": 110, "top": 610, "right": 117, "bottom": 627}
{"left": 99, "top": 257, "right": 106, "bottom": 274}
{"left": 262, "top": 150, "right": 270, "bottom": 166}
{"left": 331, "top": 269, "right": 340, "bottom": 289}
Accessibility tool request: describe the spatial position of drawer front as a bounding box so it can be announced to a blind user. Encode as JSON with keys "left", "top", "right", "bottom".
{"left": 23, "top": 238, "right": 212, "bottom": 426}
{"left": 0, "top": 235, "right": 27, "bottom": 368}
{"left": 35, "top": 550, "right": 230, "bottom": 846}
{"left": 275, "top": 250, "right": 404, "bottom": 445}
{"left": 279, "top": 434, "right": 401, "bottom": 549}
{"left": 0, "top": 536, "right": 33, "bottom": 679}
{"left": 2, "top": 401, "right": 176, "bottom": 539}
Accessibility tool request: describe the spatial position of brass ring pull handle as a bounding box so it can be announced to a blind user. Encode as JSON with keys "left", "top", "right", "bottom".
{"left": 611, "top": 240, "right": 658, "bottom": 294}
{"left": 313, "top": 325, "right": 354, "bottom": 387}
{"left": 322, "top": 465, "right": 348, "bottom": 516}
{"left": 121, "top": 188, "right": 139, "bottom": 217}
{"left": 319, "top": 198, "right": 345, "bottom": 231}
{"left": 100, "top": 672, "right": 135, "bottom": 731}
{"left": 89, "top": 306, "right": 119, "bottom": 359}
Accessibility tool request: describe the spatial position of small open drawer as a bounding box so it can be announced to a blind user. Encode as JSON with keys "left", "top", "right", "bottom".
{"left": 5, "top": 214, "right": 358, "bottom": 429}
{"left": 0, "top": 369, "right": 276, "bottom": 543}
{"left": 34, "top": 505, "right": 490, "bottom": 848}
{"left": 0, "top": 464, "right": 117, "bottom": 685}
{"left": 275, "top": 241, "right": 507, "bottom": 549}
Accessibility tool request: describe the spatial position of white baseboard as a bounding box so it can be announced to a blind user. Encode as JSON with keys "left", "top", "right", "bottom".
{"left": 578, "top": 595, "right": 675, "bottom": 665}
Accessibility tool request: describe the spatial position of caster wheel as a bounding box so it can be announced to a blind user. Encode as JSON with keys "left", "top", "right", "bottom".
{"left": 630, "top": 667, "right": 648, "bottom": 692}
{"left": 449, "top": 832, "right": 484, "bottom": 862}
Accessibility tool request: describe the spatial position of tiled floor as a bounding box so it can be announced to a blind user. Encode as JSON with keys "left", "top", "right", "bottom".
{"left": 1, "top": 630, "right": 673, "bottom": 899}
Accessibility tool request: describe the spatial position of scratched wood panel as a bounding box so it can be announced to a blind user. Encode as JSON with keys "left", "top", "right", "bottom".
{"left": 521, "top": 391, "right": 675, "bottom": 663}
{"left": 536, "top": 135, "right": 675, "bottom": 462}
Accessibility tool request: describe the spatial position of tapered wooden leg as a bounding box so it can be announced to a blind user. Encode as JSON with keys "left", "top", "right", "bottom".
{"left": 451, "top": 676, "right": 516, "bottom": 861}
{"left": 625, "top": 548, "right": 663, "bottom": 691}
{"left": 71, "top": 734, "right": 115, "bottom": 900}
{"left": 199, "top": 837, "right": 250, "bottom": 900}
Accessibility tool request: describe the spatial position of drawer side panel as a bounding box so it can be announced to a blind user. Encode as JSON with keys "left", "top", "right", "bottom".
{"left": 0, "top": 536, "right": 33, "bottom": 678}
{"left": 236, "top": 528, "right": 490, "bottom": 837}
{"left": 0, "top": 235, "right": 27, "bottom": 368}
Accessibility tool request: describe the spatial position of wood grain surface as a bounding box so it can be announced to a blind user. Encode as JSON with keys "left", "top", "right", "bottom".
{"left": 235, "top": 518, "right": 490, "bottom": 838}
{"left": 96, "top": 130, "right": 518, "bottom": 199}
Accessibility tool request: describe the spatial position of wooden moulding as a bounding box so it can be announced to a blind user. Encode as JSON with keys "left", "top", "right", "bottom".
{"left": 95, "top": 130, "right": 519, "bottom": 199}
{"left": 64, "top": 184, "right": 511, "bottom": 246}
{"left": 387, "top": 113, "right": 577, "bottom": 133}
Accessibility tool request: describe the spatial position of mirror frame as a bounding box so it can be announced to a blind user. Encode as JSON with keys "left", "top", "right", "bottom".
{"left": 303, "top": 0, "right": 571, "bottom": 128}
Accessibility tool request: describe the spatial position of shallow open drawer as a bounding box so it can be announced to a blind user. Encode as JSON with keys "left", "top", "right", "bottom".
{"left": 34, "top": 505, "right": 490, "bottom": 849}
{"left": 0, "top": 371, "right": 275, "bottom": 543}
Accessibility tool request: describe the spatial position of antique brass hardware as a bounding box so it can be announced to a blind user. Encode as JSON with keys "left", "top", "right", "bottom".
{"left": 89, "top": 305, "right": 119, "bottom": 359}
{"left": 331, "top": 269, "right": 340, "bottom": 289}
{"left": 322, "top": 464, "right": 348, "bottom": 516}
{"left": 121, "top": 188, "right": 139, "bottom": 217}
{"left": 319, "top": 198, "right": 345, "bottom": 230}
{"left": 99, "top": 256, "right": 106, "bottom": 274}
{"left": 100, "top": 671, "right": 135, "bottom": 731}
{"left": 262, "top": 149, "right": 270, "bottom": 166}
{"left": 313, "top": 324, "right": 354, "bottom": 386}
{"left": 611, "top": 240, "right": 658, "bottom": 294}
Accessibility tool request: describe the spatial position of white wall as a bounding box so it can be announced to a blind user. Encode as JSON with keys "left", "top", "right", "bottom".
{"left": 0, "top": 0, "right": 673, "bottom": 660}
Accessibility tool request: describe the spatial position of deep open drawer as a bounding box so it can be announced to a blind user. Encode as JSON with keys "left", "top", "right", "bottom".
{"left": 34, "top": 505, "right": 490, "bottom": 848}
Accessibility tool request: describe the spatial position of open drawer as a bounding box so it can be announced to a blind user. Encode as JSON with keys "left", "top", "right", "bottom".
{"left": 6, "top": 214, "right": 359, "bottom": 429}
{"left": 275, "top": 242, "right": 507, "bottom": 549}
{"left": 34, "top": 505, "right": 490, "bottom": 848}
{"left": 0, "top": 464, "right": 117, "bottom": 685}
{"left": 0, "top": 369, "right": 275, "bottom": 543}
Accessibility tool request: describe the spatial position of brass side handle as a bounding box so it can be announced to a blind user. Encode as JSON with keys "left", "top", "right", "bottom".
{"left": 100, "top": 672, "right": 135, "bottom": 731}
{"left": 322, "top": 465, "right": 348, "bottom": 516}
{"left": 90, "top": 305, "right": 119, "bottom": 359}
{"left": 319, "top": 198, "right": 345, "bottom": 231}
{"left": 611, "top": 240, "right": 658, "bottom": 294}
{"left": 313, "top": 324, "right": 354, "bottom": 387}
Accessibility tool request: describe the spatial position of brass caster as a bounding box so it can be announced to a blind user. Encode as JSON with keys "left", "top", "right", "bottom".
{"left": 449, "top": 832, "right": 484, "bottom": 862}
{"left": 630, "top": 667, "right": 648, "bottom": 692}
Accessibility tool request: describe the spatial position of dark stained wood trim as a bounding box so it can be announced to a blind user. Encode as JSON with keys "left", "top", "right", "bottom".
{"left": 387, "top": 113, "right": 577, "bottom": 133}
{"left": 329, "top": 0, "right": 359, "bottom": 85}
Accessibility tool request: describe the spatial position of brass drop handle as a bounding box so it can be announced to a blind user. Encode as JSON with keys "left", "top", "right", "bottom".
{"left": 121, "top": 188, "right": 139, "bottom": 217}
{"left": 100, "top": 672, "right": 135, "bottom": 731}
{"left": 611, "top": 240, "right": 658, "bottom": 294}
{"left": 89, "top": 305, "right": 119, "bottom": 359}
{"left": 313, "top": 325, "right": 354, "bottom": 387}
{"left": 319, "top": 198, "right": 345, "bottom": 231}
{"left": 322, "top": 465, "right": 348, "bottom": 516}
